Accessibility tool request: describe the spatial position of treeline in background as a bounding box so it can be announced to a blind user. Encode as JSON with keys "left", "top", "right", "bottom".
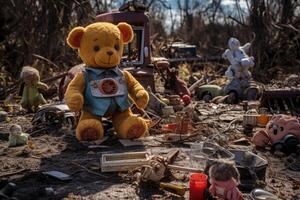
{"left": 0, "top": 0, "right": 299, "bottom": 82}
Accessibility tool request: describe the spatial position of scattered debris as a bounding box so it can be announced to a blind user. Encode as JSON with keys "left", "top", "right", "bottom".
{"left": 101, "top": 151, "right": 150, "bottom": 172}
{"left": 0, "top": 182, "right": 17, "bottom": 200}
{"left": 42, "top": 171, "right": 72, "bottom": 181}
{"left": 249, "top": 188, "right": 278, "bottom": 200}
{"left": 31, "top": 103, "right": 76, "bottom": 134}
{"left": 229, "top": 149, "right": 268, "bottom": 191}
{"left": 130, "top": 149, "right": 179, "bottom": 183}
{"left": 0, "top": 110, "right": 8, "bottom": 122}
{"left": 260, "top": 88, "right": 300, "bottom": 116}
{"left": 159, "top": 182, "right": 187, "bottom": 196}
{"left": 119, "top": 139, "right": 144, "bottom": 147}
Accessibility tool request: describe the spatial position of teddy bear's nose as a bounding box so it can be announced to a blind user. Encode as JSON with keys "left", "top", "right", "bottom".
{"left": 106, "top": 51, "right": 113, "bottom": 56}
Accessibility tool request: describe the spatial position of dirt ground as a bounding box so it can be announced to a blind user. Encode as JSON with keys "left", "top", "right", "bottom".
{"left": 1, "top": 74, "right": 300, "bottom": 200}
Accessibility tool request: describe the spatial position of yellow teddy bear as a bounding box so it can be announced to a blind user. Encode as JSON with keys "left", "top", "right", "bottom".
{"left": 65, "top": 22, "right": 149, "bottom": 141}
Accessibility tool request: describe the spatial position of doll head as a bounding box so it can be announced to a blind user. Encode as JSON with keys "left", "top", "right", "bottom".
{"left": 10, "top": 124, "right": 22, "bottom": 136}
{"left": 208, "top": 159, "right": 240, "bottom": 182}
{"left": 20, "top": 66, "right": 40, "bottom": 85}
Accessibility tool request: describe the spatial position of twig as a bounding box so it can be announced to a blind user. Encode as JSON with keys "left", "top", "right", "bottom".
{"left": 228, "top": 15, "right": 247, "bottom": 27}
{"left": 32, "top": 54, "right": 60, "bottom": 70}
{"left": 70, "top": 161, "right": 109, "bottom": 178}
{"left": 0, "top": 169, "right": 29, "bottom": 178}
{"left": 42, "top": 72, "right": 67, "bottom": 83}
{"left": 208, "top": 118, "right": 240, "bottom": 141}
{"left": 188, "top": 77, "right": 204, "bottom": 92}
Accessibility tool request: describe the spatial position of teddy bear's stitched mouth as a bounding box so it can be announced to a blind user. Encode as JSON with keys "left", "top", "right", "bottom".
{"left": 95, "top": 58, "right": 110, "bottom": 65}
{"left": 95, "top": 57, "right": 118, "bottom": 66}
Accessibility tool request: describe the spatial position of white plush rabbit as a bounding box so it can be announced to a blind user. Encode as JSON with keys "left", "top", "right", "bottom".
{"left": 223, "top": 38, "right": 254, "bottom": 80}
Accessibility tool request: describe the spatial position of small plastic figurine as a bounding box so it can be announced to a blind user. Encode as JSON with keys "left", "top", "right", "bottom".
{"left": 8, "top": 124, "right": 29, "bottom": 147}
{"left": 252, "top": 115, "right": 300, "bottom": 153}
{"left": 222, "top": 37, "right": 254, "bottom": 81}
{"left": 208, "top": 160, "right": 244, "bottom": 200}
{"left": 20, "top": 66, "right": 48, "bottom": 112}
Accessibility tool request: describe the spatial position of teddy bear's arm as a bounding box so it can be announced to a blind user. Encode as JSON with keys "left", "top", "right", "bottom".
{"left": 123, "top": 70, "right": 149, "bottom": 109}
{"left": 65, "top": 72, "right": 85, "bottom": 111}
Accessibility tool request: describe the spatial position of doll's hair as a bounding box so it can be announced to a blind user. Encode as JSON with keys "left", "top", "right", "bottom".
{"left": 20, "top": 66, "right": 40, "bottom": 81}
{"left": 208, "top": 159, "right": 240, "bottom": 182}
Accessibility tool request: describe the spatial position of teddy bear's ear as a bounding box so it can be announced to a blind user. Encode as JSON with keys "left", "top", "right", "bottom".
{"left": 117, "top": 22, "right": 134, "bottom": 44}
{"left": 67, "top": 27, "right": 85, "bottom": 49}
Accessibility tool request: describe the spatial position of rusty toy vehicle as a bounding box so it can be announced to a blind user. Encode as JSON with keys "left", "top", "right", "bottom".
{"left": 196, "top": 81, "right": 260, "bottom": 104}
{"left": 252, "top": 114, "right": 300, "bottom": 153}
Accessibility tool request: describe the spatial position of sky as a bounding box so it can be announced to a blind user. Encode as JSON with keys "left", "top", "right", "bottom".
{"left": 161, "top": 0, "right": 248, "bottom": 32}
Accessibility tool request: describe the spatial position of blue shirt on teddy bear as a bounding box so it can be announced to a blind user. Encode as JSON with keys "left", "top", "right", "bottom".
{"left": 83, "top": 67, "right": 131, "bottom": 116}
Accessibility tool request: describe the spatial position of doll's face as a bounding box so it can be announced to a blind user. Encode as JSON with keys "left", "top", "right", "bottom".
{"left": 209, "top": 161, "right": 240, "bottom": 181}
{"left": 23, "top": 73, "right": 39, "bottom": 85}
{"left": 10, "top": 125, "right": 22, "bottom": 136}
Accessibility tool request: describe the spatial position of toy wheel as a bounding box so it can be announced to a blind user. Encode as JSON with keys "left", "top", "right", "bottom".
{"left": 246, "top": 88, "right": 258, "bottom": 101}
{"left": 202, "top": 94, "right": 212, "bottom": 103}
{"left": 272, "top": 142, "right": 284, "bottom": 152}
{"left": 283, "top": 134, "right": 299, "bottom": 154}
{"left": 226, "top": 92, "right": 238, "bottom": 104}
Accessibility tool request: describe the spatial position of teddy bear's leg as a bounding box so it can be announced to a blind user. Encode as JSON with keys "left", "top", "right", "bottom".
{"left": 112, "top": 108, "right": 147, "bottom": 139}
{"left": 76, "top": 110, "right": 104, "bottom": 141}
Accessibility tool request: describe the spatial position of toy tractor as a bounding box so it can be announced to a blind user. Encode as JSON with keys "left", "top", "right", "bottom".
{"left": 196, "top": 81, "right": 260, "bottom": 104}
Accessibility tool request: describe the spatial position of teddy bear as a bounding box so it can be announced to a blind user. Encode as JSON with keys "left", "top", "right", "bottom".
{"left": 222, "top": 37, "right": 254, "bottom": 81}
{"left": 65, "top": 22, "right": 149, "bottom": 141}
{"left": 20, "top": 66, "right": 48, "bottom": 112}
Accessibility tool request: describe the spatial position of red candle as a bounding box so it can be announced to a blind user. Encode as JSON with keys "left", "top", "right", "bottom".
{"left": 189, "top": 173, "right": 208, "bottom": 200}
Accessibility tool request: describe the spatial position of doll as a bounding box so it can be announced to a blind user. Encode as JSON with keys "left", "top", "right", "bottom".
{"left": 208, "top": 160, "right": 244, "bottom": 200}
{"left": 8, "top": 124, "right": 29, "bottom": 147}
{"left": 20, "top": 66, "right": 48, "bottom": 112}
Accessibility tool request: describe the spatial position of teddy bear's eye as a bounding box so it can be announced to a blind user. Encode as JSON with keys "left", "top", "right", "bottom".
{"left": 280, "top": 127, "right": 284, "bottom": 131}
{"left": 94, "top": 45, "right": 100, "bottom": 52}
{"left": 114, "top": 44, "right": 120, "bottom": 51}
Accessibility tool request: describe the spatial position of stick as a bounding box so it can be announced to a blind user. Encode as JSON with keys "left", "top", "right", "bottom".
{"left": 41, "top": 72, "right": 67, "bottom": 83}
{"left": 168, "top": 165, "right": 203, "bottom": 173}
{"left": 70, "top": 161, "right": 109, "bottom": 178}
{"left": 189, "top": 79, "right": 216, "bottom": 93}
{"left": 32, "top": 54, "right": 60, "bottom": 69}
{"left": 0, "top": 169, "right": 29, "bottom": 178}
{"left": 188, "top": 77, "right": 204, "bottom": 92}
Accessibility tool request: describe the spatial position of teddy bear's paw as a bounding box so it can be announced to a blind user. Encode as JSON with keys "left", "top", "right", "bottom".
{"left": 135, "top": 90, "right": 149, "bottom": 109}
{"left": 76, "top": 119, "right": 104, "bottom": 141}
{"left": 117, "top": 116, "right": 147, "bottom": 139}
{"left": 127, "top": 124, "right": 146, "bottom": 139}
{"left": 66, "top": 93, "right": 84, "bottom": 111}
